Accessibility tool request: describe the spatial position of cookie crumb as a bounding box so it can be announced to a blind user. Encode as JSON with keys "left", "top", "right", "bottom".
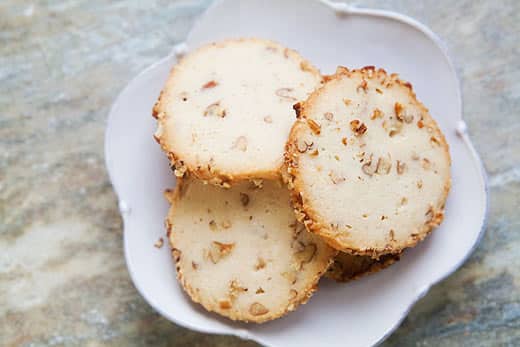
{"left": 154, "top": 237, "right": 164, "bottom": 249}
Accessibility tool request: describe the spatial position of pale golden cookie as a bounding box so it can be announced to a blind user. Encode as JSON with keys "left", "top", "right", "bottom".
{"left": 165, "top": 178, "right": 336, "bottom": 323}
{"left": 284, "top": 66, "right": 451, "bottom": 257}
{"left": 153, "top": 38, "right": 321, "bottom": 187}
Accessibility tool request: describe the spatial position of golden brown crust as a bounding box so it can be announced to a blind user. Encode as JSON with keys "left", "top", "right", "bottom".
{"left": 325, "top": 252, "right": 400, "bottom": 282}
{"left": 283, "top": 66, "right": 451, "bottom": 258}
{"left": 165, "top": 178, "right": 336, "bottom": 323}
{"left": 153, "top": 38, "right": 322, "bottom": 187}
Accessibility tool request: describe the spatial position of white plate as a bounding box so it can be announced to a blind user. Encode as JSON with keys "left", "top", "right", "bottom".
{"left": 104, "top": 1, "right": 488, "bottom": 346}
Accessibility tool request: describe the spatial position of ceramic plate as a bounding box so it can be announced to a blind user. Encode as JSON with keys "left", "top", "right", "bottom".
{"left": 105, "top": 0, "right": 488, "bottom": 346}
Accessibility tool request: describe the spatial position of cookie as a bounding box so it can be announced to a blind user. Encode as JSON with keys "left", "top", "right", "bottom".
{"left": 284, "top": 66, "right": 451, "bottom": 257}
{"left": 165, "top": 178, "right": 336, "bottom": 323}
{"left": 325, "top": 252, "right": 400, "bottom": 282}
{"left": 154, "top": 38, "right": 322, "bottom": 187}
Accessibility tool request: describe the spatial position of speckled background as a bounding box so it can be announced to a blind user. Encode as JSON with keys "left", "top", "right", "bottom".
{"left": 1, "top": 1, "right": 519, "bottom": 346}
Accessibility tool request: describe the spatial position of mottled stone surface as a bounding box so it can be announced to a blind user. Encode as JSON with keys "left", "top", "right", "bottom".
{"left": 0, "top": 0, "right": 518, "bottom": 346}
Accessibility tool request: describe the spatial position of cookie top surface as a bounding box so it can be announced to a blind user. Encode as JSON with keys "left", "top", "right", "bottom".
{"left": 166, "top": 178, "right": 335, "bottom": 323}
{"left": 154, "top": 38, "right": 321, "bottom": 186}
{"left": 284, "top": 67, "right": 451, "bottom": 256}
{"left": 325, "top": 252, "right": 400, "bottom": 282}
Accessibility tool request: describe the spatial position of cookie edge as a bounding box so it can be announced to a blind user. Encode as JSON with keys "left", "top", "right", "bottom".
{"left": 325, "top": 252, "right": 401, "bottom": 282}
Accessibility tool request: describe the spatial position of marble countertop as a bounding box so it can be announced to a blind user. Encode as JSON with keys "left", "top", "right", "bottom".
{"left": 1, "top": 0, "right": 519, "bottom": 346}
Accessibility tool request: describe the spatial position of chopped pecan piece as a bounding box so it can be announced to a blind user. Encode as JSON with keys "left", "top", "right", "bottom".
{"left": 376, "top": 156, "right": 392, "bottom": 175}
{"left": 202, "top": 80, "right": 218, "bottom": 89}
{"left": 389, "top": 229, "right": 396, "bottom": 241}
{"left": 229, "top": 279, "right": 248, "bottom": 299}
{"left": 350, "top": 119, "right": 368, "bottom": 136}
{"left": 249, "top": 302, "right": 269, "bottom": 316}
{"left": 425, "top": 206, "right": 434, "bottom": 222}
{"left": 219, "top": 300, "right": 232, "bottom": 309}
{"left": 204, "top": 102, "right": 226, "bottom": 117}
{"left": 324, "top": 112, "right": 334, "bottom": 121}
{"left": 394, "top": 102, "right": 404, "bottom": 120}
{"left": 172, "top": 248, "right": 181, "bottom": 262}
{"left": 275, "top": 88, "right": 297, "bottom": 101}
{"left": 371, "top": 108, "right": 383, "bottom": 120}
{"left": 296, "top": 138, "right": 314, "bottom": 153}
{"left": 255, "top": 257, "right": 266, "bottom": 270}
{"left": 402, "top": 113, "right": 414, "bottom": 123}
{"left": 422, "top": 158, "right": 432, "bottom": 170}
{"left": 173, "top": 164, "right": 187, "bottom": 178}
{"left": 396, "top": 160, "right": 407, "bottom": 175}
{"left": 207, "top": 241, "right": 235, "bottom": 264}
{"left": 240, "top": 193, "right": 250, "bottom": 207}
{"left": 361, "top": 154, "right": 375, "bottom": 176}
{"left": 232, "top": 136, "right": 248, "bottom": 152}
{"left": 329, "top": 171, "right": 346, "bottom": 184}
{"left": 282, "top": 270, "right": 298, "bottom": 284}
{"left": 395, "top": 102, "right": 413, "bottom": 123}
{"left": 293, "top": 102, "right": 303, "bottom": 118}
{"left": 383, "top": 119, "right": 403, "bottom": 137}
{"left": 357, "top": 79, "right": 368, "bottom": 92}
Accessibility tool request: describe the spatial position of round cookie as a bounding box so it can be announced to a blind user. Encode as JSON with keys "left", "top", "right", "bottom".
{"left": 284, "top": 66, "right": 451, "bottom": 257}
{"left": 165, "top": 178, "right": 336, "bottom": 323}
{"left": 325, "top": 252, "right": 400, "bottom": 282}
{"left": 154, "top": 38, "right": 322, "bottom": 187}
